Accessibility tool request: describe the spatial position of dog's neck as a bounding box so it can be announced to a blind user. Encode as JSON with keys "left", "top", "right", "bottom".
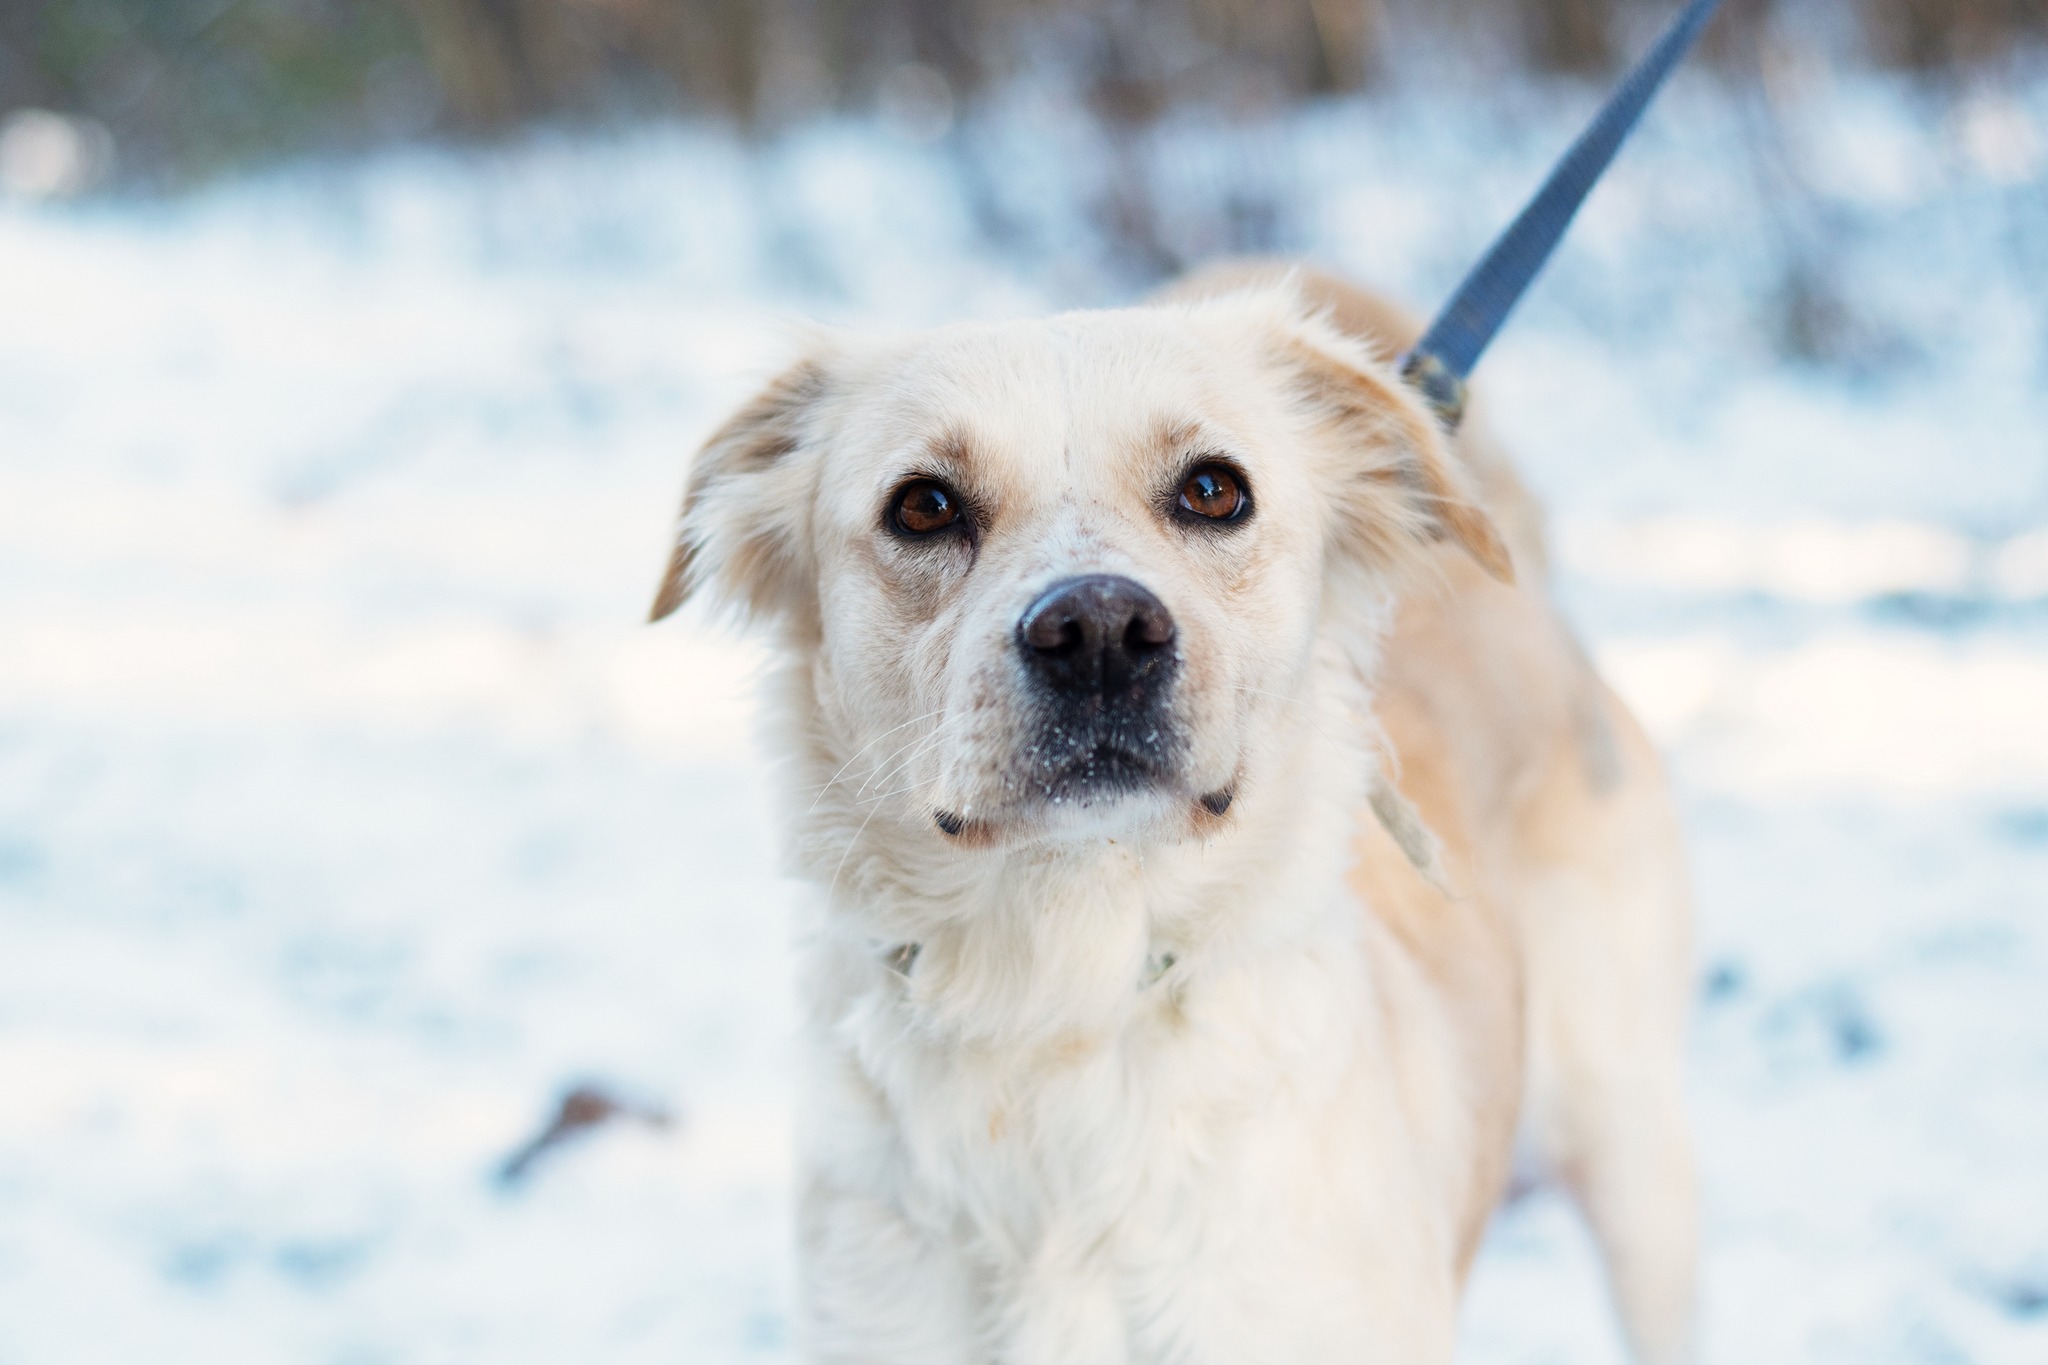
{"left": 775, "top": 632, "right": 1383, "bottom": 1049}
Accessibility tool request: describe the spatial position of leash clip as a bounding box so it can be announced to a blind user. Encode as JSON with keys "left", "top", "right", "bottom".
{"left": 1397, "top": 349, "right": 1468, "bottom": 430}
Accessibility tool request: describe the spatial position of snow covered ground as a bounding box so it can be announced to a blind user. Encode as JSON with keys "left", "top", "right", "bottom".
{"left": 3, "top": 69, "right": 2046, "bottom": 1363}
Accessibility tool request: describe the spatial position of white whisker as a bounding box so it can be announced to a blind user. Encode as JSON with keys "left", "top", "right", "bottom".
{"left": 855, "top": 773, "right": 948, "bottom": 806}
{"left": 826, "top": 797, "right": 886, "bottom": 905}
{"left": 857, "top": 711, "right": 963, "bottom": 799}
{"left": 806, "top": 708, "right": 948, "bottom": 811}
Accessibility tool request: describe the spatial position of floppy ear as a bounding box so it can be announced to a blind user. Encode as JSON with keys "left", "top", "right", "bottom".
{"left": 1268, "top": 304, "right": 1515, "bottom": 585}
{"left": 649, "top": 354, "right": 833, "bottom": 623}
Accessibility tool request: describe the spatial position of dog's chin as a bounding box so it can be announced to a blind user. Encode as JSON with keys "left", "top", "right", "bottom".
{"left": 984, "top": 788, "right": 1184, "bottom": 846}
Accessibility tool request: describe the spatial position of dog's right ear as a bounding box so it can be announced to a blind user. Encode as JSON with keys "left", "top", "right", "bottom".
{"left": 648, "top": 353, "right": 833, "bottom": 624}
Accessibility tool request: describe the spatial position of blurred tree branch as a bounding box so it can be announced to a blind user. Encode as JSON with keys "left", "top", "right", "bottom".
{"left": 1, "top": 1, "right": 2039, "bottom": 181}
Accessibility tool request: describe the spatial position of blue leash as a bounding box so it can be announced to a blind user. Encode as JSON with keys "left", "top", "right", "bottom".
{"left": 1401, "top": 0, "right": 1725, "bottom": 427}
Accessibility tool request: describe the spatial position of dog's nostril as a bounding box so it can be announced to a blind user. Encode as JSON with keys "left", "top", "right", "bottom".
{"left": 1021, "top": 612, "right": 1084, "bottom": 655}
{"left": 1125, "top": 612, "right": 1173, "bottom": 651}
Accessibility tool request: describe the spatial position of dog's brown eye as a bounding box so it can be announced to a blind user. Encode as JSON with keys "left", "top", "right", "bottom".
{"left": 1178, "top": 464, "right": 1247, "bottom": 522}
{"left": 891, "top": 479, "right": 962, "bottom": 536}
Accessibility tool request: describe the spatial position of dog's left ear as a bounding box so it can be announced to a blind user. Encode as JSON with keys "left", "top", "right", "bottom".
{"left": 649, "top": 350, "right": 835, "bottom": 624}
{"left": 1267, "top": 305, "right": 1515, "bottom": 584}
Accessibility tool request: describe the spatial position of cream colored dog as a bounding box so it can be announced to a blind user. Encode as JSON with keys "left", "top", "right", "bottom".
{"left": 650, "top": 263, "right": 1696, "bottom": 1365}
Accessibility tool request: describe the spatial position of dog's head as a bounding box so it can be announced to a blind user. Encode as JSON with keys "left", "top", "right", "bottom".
{"left": 652, "top": 285, "right": 1508, "bottom": 849}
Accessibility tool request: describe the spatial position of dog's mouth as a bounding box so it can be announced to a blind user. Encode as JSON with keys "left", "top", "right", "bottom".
{"left": 1031, "top": 741, "right": 1171, "bottom": 804}
{"left": 926, "top": 714, "right": 1204, "bottom": 841}
{"left": 1019, "top": 704, "right": 1188, "bottom": 804}
{"left": 922, "top": 691, "right": 1250, "bottom": 843}
{"left": 934, "top": 749, "right": 1236, "bottom": 843}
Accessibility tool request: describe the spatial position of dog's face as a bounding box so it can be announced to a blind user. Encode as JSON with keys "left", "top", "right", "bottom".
{"left": 653, "top": 287, "right": 1507, "bottom": 848}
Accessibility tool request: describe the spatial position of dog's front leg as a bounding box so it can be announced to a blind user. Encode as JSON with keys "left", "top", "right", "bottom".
{"left": 987, "top": 1237, "right": 1133, "bottom": 1365}
{"left": 801, "top": 1182, "right": 1135, "bottom": 1365}
{"left": 799, "top": 1181, "right": 984, "bottom": 1365}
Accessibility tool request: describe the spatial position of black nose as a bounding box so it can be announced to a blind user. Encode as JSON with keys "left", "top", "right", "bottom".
{"left": 1016, "top": 574, "right": 1177, "bottom": 703}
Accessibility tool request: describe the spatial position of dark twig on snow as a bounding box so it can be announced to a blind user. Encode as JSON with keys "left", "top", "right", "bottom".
{"left": 495, "top": 1081, "right": 678, "bottom": 1188}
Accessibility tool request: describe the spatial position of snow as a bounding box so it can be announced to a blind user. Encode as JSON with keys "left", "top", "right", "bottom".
{"left": 3, "top": 72, "right": 2046, "bottom": 1362}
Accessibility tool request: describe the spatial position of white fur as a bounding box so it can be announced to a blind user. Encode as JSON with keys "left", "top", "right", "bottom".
{"left": 655, "top": 284, "right": 1691, "bottom": 1364}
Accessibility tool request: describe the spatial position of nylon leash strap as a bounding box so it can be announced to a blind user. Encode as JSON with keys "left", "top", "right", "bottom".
{"left": 1400, "top": 0, "right": 1724, "bottom": 427}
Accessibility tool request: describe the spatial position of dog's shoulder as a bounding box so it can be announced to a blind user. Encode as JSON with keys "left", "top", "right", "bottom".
{"left": 1348, "top": 585, "right": 1527, "bottom": 1270}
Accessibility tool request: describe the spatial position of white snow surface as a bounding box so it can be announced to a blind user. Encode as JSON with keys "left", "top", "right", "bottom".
{"left": 3, "top": 74, "right": 2047, "bottom": 1363}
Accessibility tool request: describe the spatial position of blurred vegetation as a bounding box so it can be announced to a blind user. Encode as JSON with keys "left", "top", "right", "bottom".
{"left": 1, "top": 1, "right": 2042, "bottom": 183}
{"left": 0, "top": 2, "right": 430, "bottom": 174}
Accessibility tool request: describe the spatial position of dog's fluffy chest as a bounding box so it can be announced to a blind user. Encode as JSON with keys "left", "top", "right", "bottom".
{"left": 799, "top": 919, "right": 1461, "bottom": 1363}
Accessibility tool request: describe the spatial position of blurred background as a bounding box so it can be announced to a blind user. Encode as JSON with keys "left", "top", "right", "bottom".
{"left": 2, "top": 1, "right": 2045, "bottom": 1361}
